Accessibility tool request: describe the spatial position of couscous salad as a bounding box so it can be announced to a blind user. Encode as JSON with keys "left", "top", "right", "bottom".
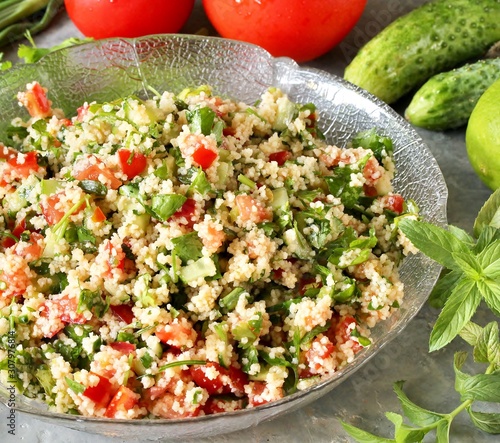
{"left": 0, "top": 83, "right": 417, "bottom": 419}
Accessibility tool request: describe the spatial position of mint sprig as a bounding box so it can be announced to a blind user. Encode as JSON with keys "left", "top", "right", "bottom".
{"left": 399, "top": 188, "right": 500, "bottom": 352}
{"left": 341, "top": 188, "right": 500, "bottom": 441}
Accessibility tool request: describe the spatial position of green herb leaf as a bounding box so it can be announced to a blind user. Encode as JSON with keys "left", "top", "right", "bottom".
{"left": 340, "top": 420, "right": 395, "bottom": 443}
{"left": 393, "top": 381, "right": 444, "bottom": 427}
{"left": 429, "top": 278, "right": 481, "bottom": 352}
{"left": 473, "top": 321, "right": 500, "bottom": 364}
{"left": 398, "top": 218, "right": 472, "bottom": 273}
{"left": 461, "top": 372, "right": 500, "bottom": 402}
{"left": 436, "top": 419, "right": 451, "bottom": 443}
{"left": 459, "top": 321, "right": 483, "bottom": 347}
{"left": 473, "top": 188, "right": 500, "bottom": 238}
{"left": 448, "top": 225, "right": 476, "bottom": 248}
{"left": 186, "top": 106, "right": 216, "bottom": 136}
{"left": 453, "top": 351, "right": 470, "bottom": 396}
{"left": 385, "top": 412, "right": 428, "bottom": 442}
{"left": 65, "top": 377, "right": 85, "bottom": 394}
{"left": 150, "top": 194, "right": 186, "bottom": 221}
{"left": 478, "top": 279, "right": 500, "bottom": 317}
{"left": 428, "top": 270, "right": 464, "bottom": 309}
{"left": 189, "top": 168, "right": 212, "bottom": 196}
{"left": 467, "top": 408, "right": 500, "bottom": 434}
{"left": 451, "top": 252, "right": 483, "bottom": 280}
{"left": 171, "top": 232, "right": 203, "bottom": 263}
{"left": 478, "top": 240, "right": 500, "bottom": 280}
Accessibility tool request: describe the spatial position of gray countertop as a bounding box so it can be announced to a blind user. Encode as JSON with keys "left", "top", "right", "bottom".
{"left": 0, "top": 1, "right": 496, "bottom": 442}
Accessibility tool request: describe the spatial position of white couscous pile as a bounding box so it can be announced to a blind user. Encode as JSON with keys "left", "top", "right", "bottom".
{"left": 0, "top": 82, "right": 417, "bottom": 419}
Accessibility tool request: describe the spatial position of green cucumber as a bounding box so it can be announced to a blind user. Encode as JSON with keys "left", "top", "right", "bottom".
{"left": 344, "top": 0, "right": 500, "bottom": 104}
{"left": 405, "top": 58, "right": 500, "bottom": 130}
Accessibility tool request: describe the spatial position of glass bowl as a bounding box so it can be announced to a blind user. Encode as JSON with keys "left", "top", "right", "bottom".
{"left": 0, "top": 34, "right": 448, "bottom": 440}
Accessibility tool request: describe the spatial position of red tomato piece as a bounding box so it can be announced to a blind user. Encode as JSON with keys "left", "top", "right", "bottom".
{"left": 155, "top": 318, "right": 197, "bottom": 349}
{"left": 73, "top": 157, "right": 122, "bottom": 190}
{"left": 7, "top": 151, "right": 39, "bottom": 178}
{"left": 117, "top": 149, "right": 148, "bottom": 180}
{"left": 41, "top": 194, "right": 65, "bottom": 226}
{"left": 109, "top": 342, "right": 136, "bottom": 355}
{"left": 13, "top": 232, "right": 43, "bottom": 261}
{"left": 110, "top": 304, "right": 135, "bottom": 324}
{"left": 17, "top": 82, "right": 52, "bottom": 118}
{"left": 190, "top": 362, "right": 248, "bottom": 396}
{"left": 235, "top": 194, "right": 272, "bottom": 223}
{"left": 203, "top": 0, "right": 367, "bottom": 62}
{"left": 192, "top": 146, "right": 218, "bottom": 170}
{"left": 83, "top": 373, "right": 114, "bottom": 407}
{"left": 169, "top": 198, "right": 197, "bottom": 228}
{"left": 91, "top": 206, "right": 107, "bottom": 223}
{"left": 381, "top": 194, "right": 405, "bottom": 214}
{"left": 104, "top": 386, "right": 139, "bottom": 418}
{"left": 77, "top": 103, "right": 89, "bottom": 121}
{"left": 65, "top": 0, "right": 195, "bottom": 39}
{"left": 269, "top": 151, "right": 291, "bottom": 166}
{"left": 2, "top": 218, "right": 26, "bottom": 248}
{"left": 246, "top": 381, "right": 268, "bottom": 407}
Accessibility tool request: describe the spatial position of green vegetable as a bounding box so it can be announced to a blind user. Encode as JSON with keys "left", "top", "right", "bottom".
{"left": 344, "top": 0, "right": 500, "bottom": 104}
{"left": 150, "top": 194, "right": 186, "bottom": 221}
{"left": 341, "top": 188, "right": 500, "bottom": 441}
{"left": 405, "top": 58, "right": 500, "bottom": 130}
{"left": 0, "top": 0, "right": 64, "bottom": 48}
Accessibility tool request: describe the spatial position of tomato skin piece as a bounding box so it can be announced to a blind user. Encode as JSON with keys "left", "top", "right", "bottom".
{"left": 192, "top": 146, "right": 218, "bottom": 170}
{"left": 2, "top": 218, "right": 26, "bottom": 248}
{"left": 91, "top": 206, "right": 107, "bottom": 223}
{"left": 203, "top": 0, "right": 367, "bottom": 62}
{"left": 41, "top": 194, "right": 65, "bottom": 226}
{"left": 117, "top": 149, "right": 147, "bottom": 180}
{"left": 83, "top": 373, "right": 114, "bottom": 407}
{"left": 381, "top": 194, "right": 405, "bottom": 214}
{"left": 109, "top": 341, "right": 136, "bottom": 355}
{"left": 104, "top": 386, "right": 139, "bottom": 418}
{"left": 110, "top": 304, "right": 135, "bottom": 324}
{"left": 64, "top": 0, "right": 195, "bottom": 39}
{"left": 269, "top": 151, "right": 291, "bottom": 166}
{"left": 17, "top": 82, "right": 52, "bottom": 118}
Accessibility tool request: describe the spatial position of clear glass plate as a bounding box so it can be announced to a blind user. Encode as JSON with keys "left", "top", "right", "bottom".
{"left": 0, "top": 34, "right": 447, "bottom": 440}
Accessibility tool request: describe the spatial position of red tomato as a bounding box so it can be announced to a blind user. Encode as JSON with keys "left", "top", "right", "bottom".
{"left": 381, "top": 194, "right": 405, "bottom": 214}
{"left": 235, "top": 194, "right": 272, "bottom": 223}
{"left": 190, "top": 362, "right": 248, "bottom": 396}
{"left": 109, "top": 341, "right": 136, "bottom": 355}
{"left": 17, "top": 82, "right": 52, "bottom": 118}
{"left": 104, "top": 386, "right": 139, "bottom": 418}
{"left": 110, "top": 304, "right": 135, "bottom": 324}
{"left": 64, "top": 0, "right": 195, "bottom": 39}
{"left": 117, "top": 149, "right": 147, "bottom": 180}
{"left": 2, "top": 218, "right": 26, "bottom": 248}
{"left": 192, "top": 146, "right": 218, "bottom": 170}
{"left": 13, "top": 232, "right": 44, "bottom": 261}
{"left": 7, "top": 151, "right": 39, "bottom": 178}
{"left": 202, "top": 0, "right": 367, "bottom": 62}
{"left": 169, "top": 198, "right": 197, "bottom": 229}
{"left": 91, "top": 206, "right": 107, "bottom": 223}
{"left": 73, "top": 156, "right": 122, "bottom": 190}
{"left": 83, "top": 373, "right": 114, "bottom": 407}
{"left": 269, "top": 151, "right": 291, "bottom": 166}
{"left": 41, "top": 194, "right": 65, "bottom": 226}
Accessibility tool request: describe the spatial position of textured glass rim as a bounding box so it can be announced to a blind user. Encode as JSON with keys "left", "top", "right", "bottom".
{"left": 0, "top": 34, "right": 448, "bottom": 431}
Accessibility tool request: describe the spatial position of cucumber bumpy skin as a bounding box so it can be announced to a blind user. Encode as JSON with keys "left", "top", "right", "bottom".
{"left": 405, "top": 58, "right": 500, "bottom": 131}
{"left": 344, "top": 0, "right": 500, "bottom": 104}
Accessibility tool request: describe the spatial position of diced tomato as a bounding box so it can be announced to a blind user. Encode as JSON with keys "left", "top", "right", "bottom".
{"left": 144, "top": 391, "right": 201, "bottom": 419}
{"left": 5, "top": 151, "right": 40, "bottom": 179}
{"left": 223, "top": 127, "right": 236, "bottom": 136}
{"left": 77, "top": 103, "right": 89, "bottom": 121}
{"left": 117, "top": 149, "right": 148, "bottom": 180}
{"left": 298, "top": 275, "right": 322, "bottom": 296}
{"left": 246, "top": 381, "right": 268, "bottom": 407}
{"left": 235, "top": 194, "right": 272, "bottom": 223}
{"left": 101, "top": 241, "right": 126, "bottom": 278}
{"left": 381, "top": 194, "right": 405, "bottom": 214}
{"left": 269, "top": 151, "right": 291, "bottom": 166}
{"left": 83, "top": 373, "right": 114, "bottom": 407}
{"left": 110, "top": 304, "right": 135, "bottom": 324}
{"left": 203, "top": 397, "right": 243, "bottom": 415}
{"left": 363, "top": 184, "right": 378, "bottom": 197}
{"left": 2, "top": 218, "right": 26, "bottom": 248}
{"left": 169, "top": 198, "right": 197, "bottom": 229}
{"left": 155, "top": 317, "right": 197, "bottom": 349}
{"left": 192, "top": 145, "right": 217, "bottom": 169}
{"left": 91, "top": 206, "right": 107, "bottom": 223}
{"left": 73, "top": 156, "right": 122, "bottom": 190}
{"left": 56, "top": 294, "right": 87, "bottom": 324}
{"left": 17, "top": 82, "right": 52, "bottom": 118}
{"left": 104, "top": 386, "right": 139, "bottom": 418}
{"left": 109, "top": 341, "right": 136, "bottom": 355}
{"left": 363, "top": 156, "right": 381, "bottom": 185}
{"left": 190, "top": 362, "right": 248, "bottom": 396}
{"left": 13, "top": 232, "right": 43, "bottom": 261}
{"left": 41, "top": 194, "right": 65, "bottom": 226}
{"left": 335, "top": 315, "right": 363, "bottom": 354}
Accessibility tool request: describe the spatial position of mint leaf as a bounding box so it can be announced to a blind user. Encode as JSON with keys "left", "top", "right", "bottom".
{"left": 453, "top": 351, "right": 471, "bottom": 396}
{"left": 340, "top": 421, "right": 395, "bottom": 443}
{"left": 459, "top": 321, "right": 483, "bottom": 347}
{"left": 473, "top": 321, "right": 500, "bottom": 364}
{"left": 448, "top": 225, "right": 475, "bottom": 248}
{"left": 451, "top": 252, "right": 482, "bottom": 280}
{"left": 429, "top": 279, "right": 482, "bottom": 352}
{"left": 461, "top": 372, "right": 500, "bottom": 402}
{"left": 385, "top": 412, "right": 428, "bottom": 442}
{"left": 150, "top": 194, "right": 187, "bottom": 221}
{"left": 475, "top": 226, "right": 500, "bottom": 254}
{"left": 393, "top": 381, "right": 444, "bottom": 427}
{"left": 398, "top": 219, "right": 471, "bottom": 272}
{"left": 467, "top": 408, "right": 500, "bottom": 434}
{"left": 428, "top": 270, "right": 464, "bottom": 309}
{"left": 473, "top": 188, "right": 500, "bottom": 238}
{"left": 478, "top": 280, "right": 500, "bottom": 317}
{"left": 436, "top": 420, "right": 451, "bottom": 443}
{"left": 478, "top": 240, "right": 500, "bottom": 280}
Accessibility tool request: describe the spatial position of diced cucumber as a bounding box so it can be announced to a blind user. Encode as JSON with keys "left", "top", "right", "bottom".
{"left": 179, "top": 256, "right": 217, "bottom": 283}
{"left": 2, "top": 190, "right": 27, "bottom": 213}
{"left": 273, "top": 97, "right": 297, "bottom": 131}
{"left": 271, "top": 187, "right": 289, "bottom": 210}
{"left": 40, "top": 179, "right": 63, "bottom": 195}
